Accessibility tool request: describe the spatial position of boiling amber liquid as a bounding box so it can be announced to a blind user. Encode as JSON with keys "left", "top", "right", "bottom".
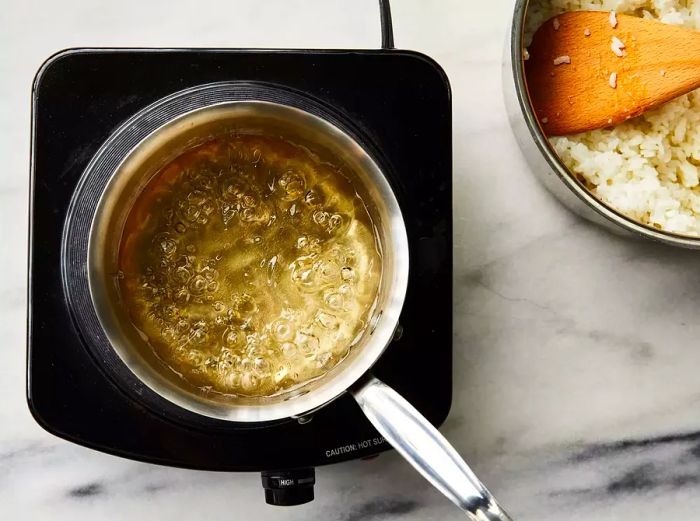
{"left": 118, "top": 134, "right": 382, "bottom": 397}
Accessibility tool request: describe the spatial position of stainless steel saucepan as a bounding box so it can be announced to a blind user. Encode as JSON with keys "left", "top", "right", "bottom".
{"left": 83, "top": 81, "right": 511, "bottom": 520}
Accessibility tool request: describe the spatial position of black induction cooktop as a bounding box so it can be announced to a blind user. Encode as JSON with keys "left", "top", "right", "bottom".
{"left": 27, "top": 47, "right": 452, "bottom": 502}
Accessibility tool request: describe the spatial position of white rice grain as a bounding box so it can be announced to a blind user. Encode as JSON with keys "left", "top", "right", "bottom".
{"left": 584, "top": 28, "right": 591, "bottom": 36}
{"left": 610, "top": 10, "right": 618, "bottom": 27}
{"left": 609, "top": 72, "right": 618, "bottom": 88}
{"left": 611, "top": 36, "right": 626, "bottom": 57}
{"left": 553, "top": 55, "right": 571, "bottom": 65}
{"left": 553, "top": 17, "right": 561, "bottom": 30}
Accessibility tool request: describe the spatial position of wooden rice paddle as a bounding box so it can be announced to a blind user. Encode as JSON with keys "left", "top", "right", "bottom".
{"left": 525, "top": 11, "right": 700, "bottom": 136}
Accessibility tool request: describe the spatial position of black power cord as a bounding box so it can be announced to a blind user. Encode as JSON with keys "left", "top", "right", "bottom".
{"left": 379, "top": 0, "right": 395, "bottom": 49}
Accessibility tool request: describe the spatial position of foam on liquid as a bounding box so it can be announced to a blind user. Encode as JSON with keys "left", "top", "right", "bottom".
{"left": 118, "top": 135, "right": 382, "bottom": 397}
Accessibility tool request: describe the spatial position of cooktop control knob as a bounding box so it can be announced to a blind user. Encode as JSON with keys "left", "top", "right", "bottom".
{"left": 260, "top": 468, "right": 315, "bottom": 506}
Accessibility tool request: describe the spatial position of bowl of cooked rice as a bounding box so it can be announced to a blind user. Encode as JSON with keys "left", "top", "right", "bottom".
{"left": 505, "top": 0, "right": 700, "bottom": 247}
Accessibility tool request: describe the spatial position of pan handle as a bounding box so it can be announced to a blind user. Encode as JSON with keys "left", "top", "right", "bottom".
{"left": 351, "top": 376, "right": 513, "bottom": 520}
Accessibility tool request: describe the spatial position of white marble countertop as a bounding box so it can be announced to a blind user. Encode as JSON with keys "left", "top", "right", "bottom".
{"left": 3, "top": 0, "right": 700, "bottom": 519}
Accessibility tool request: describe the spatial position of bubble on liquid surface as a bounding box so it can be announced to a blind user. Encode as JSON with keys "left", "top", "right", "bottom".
{"left": 278, "top": 170, "right": 306, "bottom": 201}
{"left": 189, "top": 274, "right": 207, "bottom": 295}
{"left": 290, "top": 256, "right": 318, "bottom": 289}
{"left": 223, "top": 328, "right": 244, "bottom": 349}
{"left": 313, "top": 210, "right": 328, "bottom": 225}
{"left": 297, "top": 331, "right": 320, "bottom": 358}
{"left": 328, "top": 214, "right": 342, "bottom": 230}
{"left": 254, "top": 357, "right": 271, "bottom": 376}
{"left": 154, "top": 233, "right": 177, "bottom": 257}
{"left": 232, "top": 293, "right": 257, "bottom": 317}
{"left": 324, "top": 291, "right": 345, "bottom": 310}
{"left": 274, "top": 364, "right": 289, "bottom": 383}
{"left": 272, "top": 319, "right": 295, "bottom": 342}
{"left": 280, "top": 342, "right": 298, "bottom": 358}
{"left": 317, "top": 260, "right": 340, "bottom": 283}
{"left": 117, "top": 134, "right": 382, "bottom": 397}
{"left": 316, "top": 311, "right": 340, "bottom": 330}
{"left": 304, "top": 190, "right": 322, "bottom": 207}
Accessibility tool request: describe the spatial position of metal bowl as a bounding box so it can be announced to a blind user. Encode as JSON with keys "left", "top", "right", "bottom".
{"left": 504, "top": 0, "right": 700, "bottom": 249}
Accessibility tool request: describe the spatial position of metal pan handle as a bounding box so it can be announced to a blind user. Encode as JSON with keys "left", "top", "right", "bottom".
{"left": 351, "top": 376, "right": 513, "bottom": 520}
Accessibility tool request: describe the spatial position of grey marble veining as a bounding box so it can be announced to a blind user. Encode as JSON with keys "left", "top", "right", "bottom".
{"left": 3, "top": 0, "right": 700, "bottom": 519}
